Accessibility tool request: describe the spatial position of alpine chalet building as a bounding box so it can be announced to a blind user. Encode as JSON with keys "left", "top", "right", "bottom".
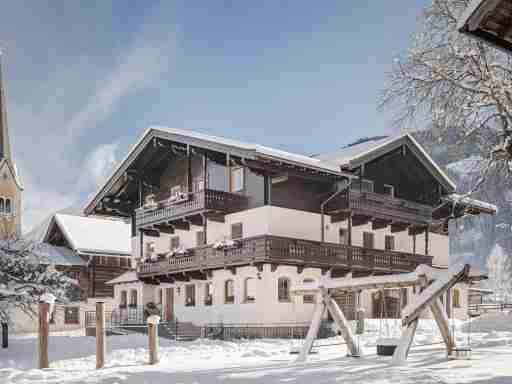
{"left": 85, "top": 127, "right": 495, "bottom": 327}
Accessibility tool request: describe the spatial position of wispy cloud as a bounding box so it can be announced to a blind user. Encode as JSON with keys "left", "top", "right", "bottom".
{"left": 76, "top": 143, "right": 119, "bottom": 194}
{"left": 64, "top": 4, "right": 178, "bottom": 139}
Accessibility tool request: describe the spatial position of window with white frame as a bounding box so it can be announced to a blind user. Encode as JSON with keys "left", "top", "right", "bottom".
{"left": 225, "top": 280, "right": 235, "bottom": 304}
{"left": 339, "top": 228, "right": 348, "bottom": 245}
{"left": 129, "top": 289, "right": 138, "bottom": 307}
{"left": 185, "top": 284, "right": 196, "bottom": 307}
{"left": 5, "top": 198, "right": 12, "bottom": 215}
{"left": 170, "top": 236, "right": 180, "bottom": 250}
{"left": 231, "top": 222, "right": 243, "bottom": 240}
{"left": 278, "top": 277, "right": 291, "bottom": 302}
{"left": 244, "top": 277, "right": 256, "bottom": 303}
{"left": 120, "top": 290, "right": 127, "bottom": 308}
{"left": 0, "top": 198, "right": 4, "bottom": 214}
{"left": 385, "top": 235, "right": 395, "bottom": 251}
{"left": 204, "top": 282, "right": 213, "bottom": 306}
{"left": 303, "top": 278, "right": 316, "bottom": 304}
{"left": 230, "top": 167, "right": 244, "bottom": 192}
{"left": 363, "top": 232, "right": 375, "bottom": 249}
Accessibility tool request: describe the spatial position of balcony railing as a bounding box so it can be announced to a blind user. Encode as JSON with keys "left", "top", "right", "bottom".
{"left": 349, "top": 191, "right": 433, "bottom": 224}
{"left": 135, "top": 189, "right": 248, "bottom": 229}
{"left": 138, "top": 235, "right": 433, "bottom": 277}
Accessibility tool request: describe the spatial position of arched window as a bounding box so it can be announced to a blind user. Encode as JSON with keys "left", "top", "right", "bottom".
{"left": 120, "top": 290, "right": 127, "bottom": 308}
{"left": 129, "top": 289, "right": 138, "bottom": 307}
{"left": 303, "top": 278, "right": 315, "bottom": 304}
{"left": 5, "top": 198, "right": 11, "bottom": 215}
{"left": 0, "top": 198, "right": 4, "bottom": 214}
{"left": 453, "top": 289, "right": 461, "bottom": 308}
{"left": 225, "top": 280, "right": 234, "bottom": 304}
{"left": 278, "top": 277, "right": 291, "bottom": 302}
{"left": 244, "top": 277, "right": 256, "bottom": 303}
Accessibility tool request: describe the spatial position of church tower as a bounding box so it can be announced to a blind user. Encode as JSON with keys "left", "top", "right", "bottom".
{"left": 0, "top": 52, "right": 23, "bottom": 238}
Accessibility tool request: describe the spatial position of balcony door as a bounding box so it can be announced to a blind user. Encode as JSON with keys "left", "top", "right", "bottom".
{"left": 165, "top": 288, "right": 174, "bottom": 321}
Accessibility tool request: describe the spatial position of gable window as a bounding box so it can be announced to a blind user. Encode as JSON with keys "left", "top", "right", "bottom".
{"left": 383, "top": 184, "right": 395, "bottom": 197}
{"left": 363, "top": 232, "right": 374, "bottom": 249}
{"left": 5, "top": 198, "right": 11, "bottom": 215}
{"left": 452, "top": 289, "right": 461, "bottom": 308}
{"left": 170, "top": 236, "right": 180, "bottom": 250}
{"left": 205, "top": 282, "right": 213, "bottom": 306}
{"left": 130, "top": 289, "right": 138, "bottom": 307}
{"left": 339, "top": 228, "right": 348, "bottom": 245}
{"left": 230, "top": 167, "right": 244, "bottom": 192}
{"left": 120, "top": 290, "right": 127, "bottom": 308}
{"left": 278, "top": 277, "right": 291, "bottom": 302}
{"left": 303, "top": 279, "right": 316, "bottom": 304}
{"left": 0, "top": 198, "right": 4, "bottom": 214}
{"left": 225, "top": 280, "right": 235, "bottom": 304}
{"left": 185, "top": 284, "right": 196, "bottom": 307}
{"left": 385, "top": 235, "right": 395, "bottom": 251}
{"left": 244, "top": 277, "right": 256, "bottom": 303}
{"left": 196, "top": 231, "right": 206, "bottom": 246}
{"left": 231, "top": 222, "right": 243, "bottom": 240}
{"left": 64, "top": 307, "right": 80, "bottom": 325}
{"left": 351, "top": 179, "right": 374, "bottom": 193}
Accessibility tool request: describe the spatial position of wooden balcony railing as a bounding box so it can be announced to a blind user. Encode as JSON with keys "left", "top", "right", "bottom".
{"left": 138, "top": 235, "right": 433, "bottom": 277}
{"left": 349, "top": 191, "right": 433, "bottom": 224}
{"left": 135, "top": 189, "right": 248, "bottom": 229}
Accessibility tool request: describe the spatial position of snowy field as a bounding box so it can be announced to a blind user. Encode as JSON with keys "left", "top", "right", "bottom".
{"left": 1, "top": 316, "right": 512, "bottom": 384}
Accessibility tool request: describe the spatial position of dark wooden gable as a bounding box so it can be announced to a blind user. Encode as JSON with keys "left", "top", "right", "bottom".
{"left": 361, "top": 145, "right": 443, "bottom": 206}
{"left": 44, "top": 219, "right": 71, "bottom": 248}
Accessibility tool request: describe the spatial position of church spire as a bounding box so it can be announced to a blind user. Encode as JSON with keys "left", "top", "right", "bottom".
{"left": 0, "top": 51, "right": 11, "bottom": 161}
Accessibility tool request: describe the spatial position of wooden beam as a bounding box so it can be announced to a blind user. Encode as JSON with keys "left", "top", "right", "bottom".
{"left": 352, "top": 214, "right": 371, "bottom": 227}
{"left": 408, "top": 225, "right": 426, "bottom": 236}
{"left": 154, "top": 224, "right": 174, "bottom": 234}
{"left": 296, "top": 295, "right": 326, "bottom": 363}
{"left": 170, "top": 220, "right": 190, "bottom": 231}
{"left": 331, "top": 211, "right": 351, "bottom": 223}
{"left": 141, "top": 228, "right": 160, "bottom": 237}
{"left": 391, "top": 223, "right": 409, "bottom": 233}
{"left": 204, "top": 212, "right": 225, "bottom": 223}
{"left": 372, "top": 218, "right": 391, "bottom": 231}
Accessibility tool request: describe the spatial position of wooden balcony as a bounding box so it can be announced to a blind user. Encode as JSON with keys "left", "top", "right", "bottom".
{"left": 337, "top": 191, "right": 433, "bottom": 226}
{"left": 138, "top": 235, "right": 433, "bottom": 278}
{"left": 135, "top": 189, "right": 248, "bottom": 229}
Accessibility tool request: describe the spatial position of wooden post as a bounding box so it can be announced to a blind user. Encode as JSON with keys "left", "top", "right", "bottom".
{"left": 38, "top": 302, "right": 49, "bottom": 369}
{"left": 430, "top": 298, "right": 454, "bottom": 356}
{"left": 425, "top": 226, "right": 429, "bottom": 255}
{"left": 296, "top": 293, "right": 325, "bottom": 363}
{"left": 1, "top": 322, "right": 7, "bottom": 349}
{"left": 148, "top": 315, "right": 160, "bottom": 364}
{"left": 187, "top": 144, "right": 193, "bottom": 193}
{"left": 96, "top": 301, "right": 106, "bottom": 369}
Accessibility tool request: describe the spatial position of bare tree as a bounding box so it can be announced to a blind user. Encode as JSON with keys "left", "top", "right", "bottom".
{"left": 382, "top": 0, "right": 512, "bottom": 186}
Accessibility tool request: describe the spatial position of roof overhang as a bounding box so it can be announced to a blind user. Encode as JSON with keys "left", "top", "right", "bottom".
{"left": 458, "top": 0, "right": 512, "bottom": 53}
{"left": 433, "top": 193, "right": 498, "bottom": 220}
{"left": 84, "top": 127, "right": 355, "bottom": 215}
{"left": 340, "top": 134, "right": 457, "bottom": 193}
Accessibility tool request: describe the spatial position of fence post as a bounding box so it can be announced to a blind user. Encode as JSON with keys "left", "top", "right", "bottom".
{"left": 38, "top": 302, "right": 50, "bottom": 369}
{"left": 1, "top": 322, "right": 7, "bottom": 349}
{"left": 96, "top": 301, "right": 106, "bottom": 369}
{"left": 148, "top": 315, "right": 160, "bottom": 364}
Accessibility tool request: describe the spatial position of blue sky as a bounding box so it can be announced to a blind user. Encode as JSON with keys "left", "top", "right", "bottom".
{"left": 0, "top": 0, "right": 428, "bottom": 231}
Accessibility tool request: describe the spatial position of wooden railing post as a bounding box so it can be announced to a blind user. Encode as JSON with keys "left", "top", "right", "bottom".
{"left": 38, "top": 302, "right": 50, "bottom": 369}
{"left": 148, "top": 315, "right": 160, "bottom": 364}
{"left": 96, "top": 301, "right": 106, "bottom": 369}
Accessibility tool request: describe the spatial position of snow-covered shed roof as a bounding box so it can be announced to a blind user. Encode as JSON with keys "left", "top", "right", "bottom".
{"left": 444, "top": 194, "right": 498, "bottom": 215}
{"left": 316, "top": 133, "right": 457, "bottom": 192}
{"left": 46, "top": 214, "right": 131, "bottom": 256}
{"left": 106, "top": 271, "right": 139, "bottom": 285}
{"left": 34, "top": 243, "right": 86, "bottom": 266}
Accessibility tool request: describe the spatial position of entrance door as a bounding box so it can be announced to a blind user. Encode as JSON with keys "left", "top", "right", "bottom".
{"left": 165, "top": 288, "right": 174, "bottom": 321}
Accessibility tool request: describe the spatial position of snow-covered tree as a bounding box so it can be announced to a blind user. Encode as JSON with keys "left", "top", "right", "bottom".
{"left": 0, "top": 237, "right": 75, "bottom": 323}
{"left": 382, "top": 0, "right": 512, "bottom": 179}
{"left": 486, "top": 244, "right": 512, "bottom": 303}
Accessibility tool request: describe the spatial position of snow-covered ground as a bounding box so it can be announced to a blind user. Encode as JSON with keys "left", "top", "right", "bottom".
{"left": 1, "top": 317, "right": 512, "bottom": 383}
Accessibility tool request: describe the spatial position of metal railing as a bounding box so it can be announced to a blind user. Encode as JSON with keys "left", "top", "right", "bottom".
{"left": 84, "top": 306, "right": 168, "bottom": 329}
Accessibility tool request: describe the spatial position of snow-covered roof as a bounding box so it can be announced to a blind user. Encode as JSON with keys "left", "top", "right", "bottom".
{"left": 34, "top": 243, "right": 86, "bottom": 266}
{"left": 106, "top": 271, "right": 139, "bottom": 285}
{"left": 316, "top": 133, "right": 457, "bottom": 192}
{"left": 49, "top": 214, "right": 131, "bottom": 256}
{"left": 445, "top": 194, "right": 498, "bottom": 215}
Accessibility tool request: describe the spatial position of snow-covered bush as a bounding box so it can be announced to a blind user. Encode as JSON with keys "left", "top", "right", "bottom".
{"left": 0, "top": 238, "right": 75, "bottom": 323}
